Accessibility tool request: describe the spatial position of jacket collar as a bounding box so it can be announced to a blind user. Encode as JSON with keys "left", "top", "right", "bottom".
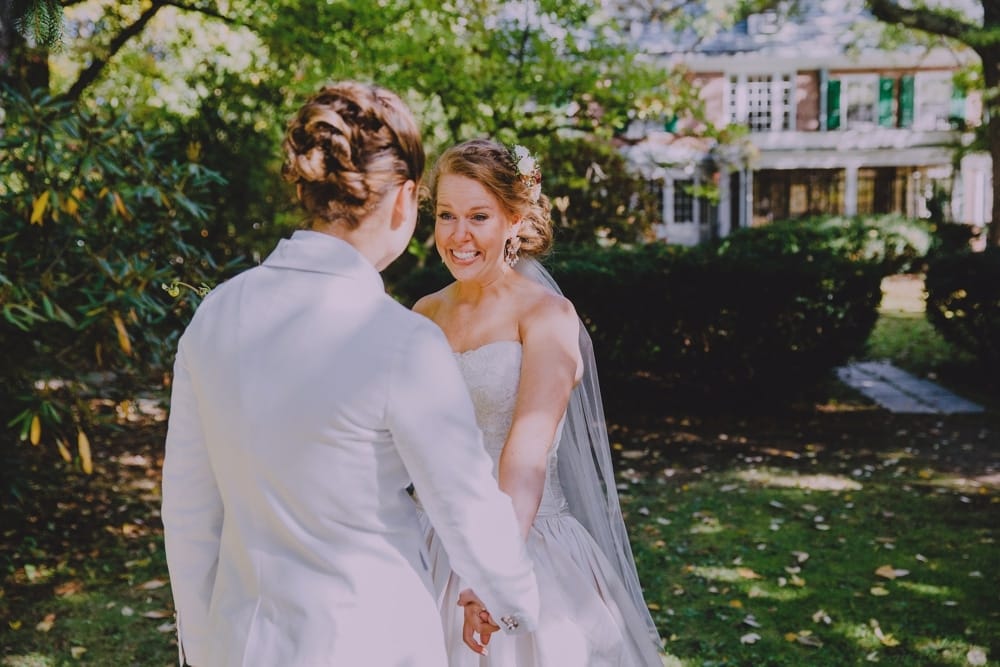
{"left": 262, "top": 230, "right": 385, "bottom": 293}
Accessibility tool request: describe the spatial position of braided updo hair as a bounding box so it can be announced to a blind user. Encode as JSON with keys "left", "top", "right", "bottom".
{"left": 282, "top": 82, "right": 424, "bottom": 229}
{"left": 428, "top": 139, "right": 553, "bottom": 258}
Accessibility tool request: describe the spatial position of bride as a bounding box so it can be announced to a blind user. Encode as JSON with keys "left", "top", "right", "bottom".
{"left": 413, "top": 139, "right": 663, "bottom": 666}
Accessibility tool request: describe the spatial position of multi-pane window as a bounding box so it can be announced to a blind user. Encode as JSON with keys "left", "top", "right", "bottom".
{"left": 842, "top": 75, "right": 878, "bottom": 128}
{"left": 673, "top": 179, "right": 695, "bottom": 223}
{"left": 727, "top": 74, "right": 794, "bottom": 132}
{"left": 914, "top": 72, "right": 956, "bottom": 130}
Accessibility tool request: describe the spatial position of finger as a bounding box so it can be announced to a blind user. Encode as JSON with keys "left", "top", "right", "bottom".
{"left": 462, "top": 609, "right": 490, "bottom": 656}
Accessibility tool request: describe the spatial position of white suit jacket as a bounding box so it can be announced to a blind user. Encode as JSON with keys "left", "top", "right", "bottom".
{"left": 162, "top": 230, "right": 538, "bottom": 666}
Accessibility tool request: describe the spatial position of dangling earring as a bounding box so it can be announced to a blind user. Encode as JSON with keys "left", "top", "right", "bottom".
{"left": 504, "top": 235, "right": 521, "bottom": 268}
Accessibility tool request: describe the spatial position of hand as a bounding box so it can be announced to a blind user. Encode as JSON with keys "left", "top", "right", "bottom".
{"left": 458, "top": 589, "right": 500, "bottom": 656}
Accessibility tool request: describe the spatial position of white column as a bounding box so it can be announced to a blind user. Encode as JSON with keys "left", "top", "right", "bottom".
{"left": 718, "top": 171, "right": 732, "bottom": 238}
{"left": 744, "top": 169, "right": 754, "bottom": 228}
{"left": 844, "top": 164, "right": 859, "bottom": 216}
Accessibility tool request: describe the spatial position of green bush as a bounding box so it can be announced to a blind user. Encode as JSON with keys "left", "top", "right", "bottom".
{"left": 732, "top": 214, "right": 933, "bottom": 275}
{"left": 925, "top": 247, "right": 1000, "bottom": 368}
{"left": 391, "top": 226, "right": 883, "bottom": 401}
{"left": 0, "top": 88, "right": 240, "bottom": 477}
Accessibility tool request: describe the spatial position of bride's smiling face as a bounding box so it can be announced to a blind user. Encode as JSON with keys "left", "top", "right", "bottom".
{"left": 435, "top": 174, "right": 519, "bottom": 285}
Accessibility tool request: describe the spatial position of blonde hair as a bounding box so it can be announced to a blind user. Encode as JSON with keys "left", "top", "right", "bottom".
{"left": 428, "top": 139, "right": 552, "bottom": 258}
{"left": 282, "top": 82, "right": 424, "bottom": 229}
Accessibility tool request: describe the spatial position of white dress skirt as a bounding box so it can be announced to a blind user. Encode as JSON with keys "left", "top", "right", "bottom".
{"left": 416, "top": 341, "right": 663, "bottom": 666}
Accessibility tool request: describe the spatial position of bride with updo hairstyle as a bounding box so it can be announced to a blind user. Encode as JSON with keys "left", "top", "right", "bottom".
{"left": 282, "top": 81, "right": 424, "bottom": 235}
{"left": 162, "top": 84, "right": 542, "bottom": 667}
{"left": 413, "top": 137, "right": 664, "bottom": 665}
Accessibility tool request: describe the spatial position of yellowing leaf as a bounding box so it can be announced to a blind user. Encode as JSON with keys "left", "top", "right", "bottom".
{"left": 9, "top": 620, "right": 22, "bottom": 630}
{"left": 875, "top": 564, "right": 908, "bottom": 580}
{"left": 729, "top": 599, "right": 743, "bottom": 608}
{"left": 78, "top": 430, "right": 93, "bottom": 475}
{"left": 35, "top": 613, "right": 55, "bottom": 632}
{"left": 112, "top": 312, "right": 132, "bottom": 357}
{"left": 737, "top": 567, "right": 762, "bottom": 580}
{"left": 870, "top": 586, "right": 890, "bottom": 596}
{"left": 63, "top": 186, "right": 84, "bottom": 215}
{"left": 138, "top": 578, "right": 168, "bottom": 590}
{"left": 29, "top": 415, "right": 41, "bottom": 445}
{"left": 112, "top": 192, "right": 131, "bottom": 221}
{"left": 70, "top": 646, "right": 87, "bottom": 659}
{"left": 56, "top": 438, "right": 72, "bottom": 463}
{"left": 98, "top": 186, "right": 109, "bottom": 198}
{"left": 30, "top": 191, "right": 50, "bottom": 225}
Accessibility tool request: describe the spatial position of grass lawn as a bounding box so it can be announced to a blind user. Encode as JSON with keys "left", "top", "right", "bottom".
{"left": 1, "top": 275, "right": 997, "bottom": 666}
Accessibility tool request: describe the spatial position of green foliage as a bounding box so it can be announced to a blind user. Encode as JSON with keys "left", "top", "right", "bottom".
{"left": 925, "top": 248, "right": 1000, "bottom": 369}
{"left": 0, "top": 88, "right": 237, "bottom": 474}
{"left": 544, "top": 135, "right": 662, "bottom": 246}
{"left": 718, "top": 215, "right": 934, "bottom": 276}
{"left": 11, "top": 0, "right": 64, "bottom": 48}
{"left": 392, "top": 229, "right": 883, "bottom": 402}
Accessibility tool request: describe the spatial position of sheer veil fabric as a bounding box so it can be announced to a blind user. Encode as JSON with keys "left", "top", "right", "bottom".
{"left": 515, "top": 257, "right": 662, "bottom": 649}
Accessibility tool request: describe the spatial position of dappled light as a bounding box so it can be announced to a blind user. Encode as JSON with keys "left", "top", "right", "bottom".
{"left": 735, "top": 468, "right": 864, "bottom": 492}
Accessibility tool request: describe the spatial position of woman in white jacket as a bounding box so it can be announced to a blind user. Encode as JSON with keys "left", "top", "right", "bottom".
{"left": 161, "top": 82, "right": 539, "bottom": 667}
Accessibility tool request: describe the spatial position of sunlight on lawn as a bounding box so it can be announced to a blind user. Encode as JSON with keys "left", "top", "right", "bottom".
{"left": 735, "top": 468, "right": 863, "bottom": 491}
{"left": 0, "top": 655, "right": 56, "bottom": 667}
{"left": 895, "top": 581, "right": 959, "bottom": 598}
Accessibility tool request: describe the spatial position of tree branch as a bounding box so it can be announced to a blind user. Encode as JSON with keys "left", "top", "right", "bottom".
{"left": 162, "top": 0, "right": 245, "bottom": 27}
{"left": 61, "top": 0, "right": 167, "bottom": 102}
{"left": 866, "top": 0, "right": 977, "bottom": 42}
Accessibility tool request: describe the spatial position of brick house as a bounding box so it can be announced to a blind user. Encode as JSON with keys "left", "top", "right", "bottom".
{"left": 618, "top": 0, "right": 989, "bottom": 246}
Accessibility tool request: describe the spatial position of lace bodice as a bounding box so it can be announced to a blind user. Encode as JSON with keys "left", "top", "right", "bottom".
{"left": 455, "top": 341, "right": 569, "bottom": 518}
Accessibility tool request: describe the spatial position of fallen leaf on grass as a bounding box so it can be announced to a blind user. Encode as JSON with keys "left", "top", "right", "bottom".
{"left": 740, "top": 632, "right": 762, "bottom": 644}
{"left": 870, "top": 619, "right": 900, "bottom": 647}
{"left": 54, "top": 580, "right": 83, "bottom": 597}
{"left": 742, "top": 614, "right": 761, "bottom": 628}
{"left": 870, "top": 586, "right": 890, "bottom": 596}
{"left": 967, "top": 647, "right": 988, "bottom": 665}
{"left": 792, "top": 551, "right": 809, "bottom": 563}
{"left": 737, "top": 567, "right": 762, "bottom": 580}
{"left": 141, "top": 610, "right": 172, "bottom": 619}
{"left": 138, "top": 578, "right": 168, "bottom": 590}
{"left": 784, "top": 630, "right": 823, "bottom": 647}
{"left": 729, "top": 599, "right": 743, "bottom": 608}
{"left": 157, "top": 622, "right": 176, "bottom": 633}
{"left": 121, "top": 606, "right": 135, "bottom": 617}
{"left": 70, "top": 647, "right": 87, "bottom": 659}
{"left": 812, "top": 609, "right": 832, "bottom": 625}
{"left": 36, "top": 613, "right": 55, "bottom": 632}
{"left": 874, "top": 565, "right": 909, "bottom": 580}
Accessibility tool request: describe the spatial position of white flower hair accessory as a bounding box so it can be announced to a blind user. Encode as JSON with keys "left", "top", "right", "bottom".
{"left": 509, "top": 144, "right": 542, "bottom": 202}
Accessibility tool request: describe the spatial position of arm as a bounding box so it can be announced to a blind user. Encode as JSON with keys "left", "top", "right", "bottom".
{"left": 386, "top": 319, "right": 539, "bottom": 634}
{"left": 161, "top": 341, "right": 223, "bottom": 666}
{"left": 500, "top": 295, "right": 583, "bottom": 539}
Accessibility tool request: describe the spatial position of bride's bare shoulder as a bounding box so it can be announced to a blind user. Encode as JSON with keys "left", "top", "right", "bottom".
{"left": 517, "top": 277, "right": 578, "bottom": 332}
{"left": 412, "top": 284, "right": 453, "bottom": 320}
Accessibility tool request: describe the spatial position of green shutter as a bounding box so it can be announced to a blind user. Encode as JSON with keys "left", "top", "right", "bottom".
{"left": 827, "top": 79, "right": 841, "bottom": 130}
{"left": 951, "top": 83, "right": 966, "bottom": 127}
{"left": 879, "top": 77, "right": 895, "bottom": 127}
{"left": 899, "top": 75, "right": 915, "bottom": 128}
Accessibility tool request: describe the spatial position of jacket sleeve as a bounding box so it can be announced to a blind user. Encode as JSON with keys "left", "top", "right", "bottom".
{"left": 161, "top": 339, "right": 223, "bottom": 665}
{"left": 386, "top": 319, "right": 539, "bottom": 634}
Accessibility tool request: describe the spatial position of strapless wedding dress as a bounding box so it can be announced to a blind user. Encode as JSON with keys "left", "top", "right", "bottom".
{"left": 417, "top": 341, "right": 663, "bottom": 666}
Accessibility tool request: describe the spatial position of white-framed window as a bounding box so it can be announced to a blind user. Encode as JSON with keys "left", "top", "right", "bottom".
{"left": 840, "top": 75, "right": 879, "bottom": 129}
{"left": 914, "top": 71, "right": 955, "bottom": 130}
{"left": 726, "top": 73, "right": 795, "bottom": 132}
{"left": 672, "top": 179, "right": 696, "bottom": 224}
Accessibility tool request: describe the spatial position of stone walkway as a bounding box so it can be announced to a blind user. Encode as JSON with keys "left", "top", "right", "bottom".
{"left": 836, "top": 361, "right": 985, "bottom": 414}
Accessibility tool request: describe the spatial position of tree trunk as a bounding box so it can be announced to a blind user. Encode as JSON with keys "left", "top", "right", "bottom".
{"left": 982, "top": 48, "right": 1000, "bottom": 247}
